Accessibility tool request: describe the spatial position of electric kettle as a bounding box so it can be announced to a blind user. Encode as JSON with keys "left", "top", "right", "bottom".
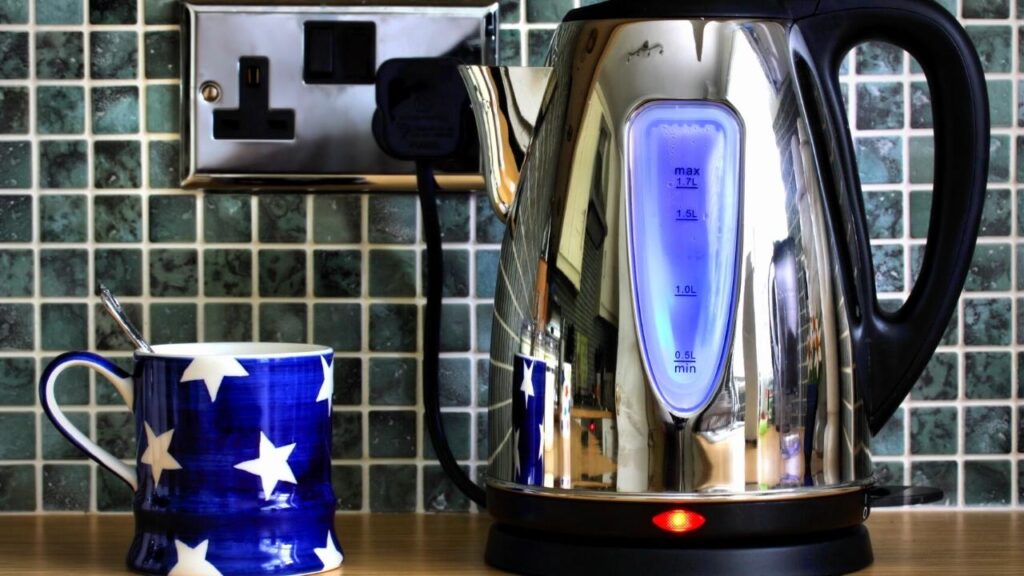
{"left": 412, "top": 0, "right": 989, "bottom": 574}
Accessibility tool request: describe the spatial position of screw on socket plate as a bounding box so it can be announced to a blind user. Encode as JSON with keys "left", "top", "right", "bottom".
{"left": 200, "top": 82, "right": 221, "bottom": 103}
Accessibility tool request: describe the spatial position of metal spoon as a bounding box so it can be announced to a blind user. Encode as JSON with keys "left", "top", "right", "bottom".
{"left": 98, "top": 283, "right": 153, "bottom": 353}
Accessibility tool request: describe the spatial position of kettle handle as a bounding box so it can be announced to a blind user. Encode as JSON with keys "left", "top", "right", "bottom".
{"left": 792, "top": 0, "right": 989, "bottom": 434}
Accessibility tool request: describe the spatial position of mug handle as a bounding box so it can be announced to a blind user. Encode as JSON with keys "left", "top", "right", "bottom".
{"left": 40, "top": 351, "right": 137, "bottom": 491}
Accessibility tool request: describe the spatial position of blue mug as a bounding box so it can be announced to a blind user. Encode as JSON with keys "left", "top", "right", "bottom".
{"left": 40, "top": 343, "right": 343, "bottom": 576}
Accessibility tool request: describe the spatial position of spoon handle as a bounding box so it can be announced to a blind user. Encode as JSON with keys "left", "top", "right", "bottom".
{"left": 99, "top": 283, "right": 154, "bottom": 353}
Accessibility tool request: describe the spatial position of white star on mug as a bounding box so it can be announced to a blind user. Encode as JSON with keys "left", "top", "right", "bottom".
{"left": 168, "top": 539, "right": 223, "bottom": 576}
{"left": 233, "top": 432, "right": 297, "bottom": 500}
{"left": 316, "top": 355, "right": 333, "bottom": 414}
{"left": 180, "top": 356, "right": 249, "bottom": 402}
{"left": 140, "top": 422, "right": 181, "bottom": 486}
{"left": 313, "top": 532, "right": 343, "bottom": 570}
{"left": 520, "top": 359, "right": 535, "bottom": 406}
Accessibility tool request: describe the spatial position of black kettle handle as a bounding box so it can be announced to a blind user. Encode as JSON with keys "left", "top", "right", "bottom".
{"left": 793, "top": 0, "right": 989, "bottom": 434}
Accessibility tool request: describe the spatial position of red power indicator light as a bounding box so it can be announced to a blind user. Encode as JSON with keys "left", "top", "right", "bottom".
{"left": 652, "top": 509, "right": 706, "bottom": 534}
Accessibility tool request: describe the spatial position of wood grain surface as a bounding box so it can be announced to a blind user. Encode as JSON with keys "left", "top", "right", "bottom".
{"left": 0, "top": 512, "right": 1018, "bottom": 574}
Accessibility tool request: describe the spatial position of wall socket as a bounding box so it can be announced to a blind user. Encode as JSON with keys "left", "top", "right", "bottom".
{"left": 181, "top": 1, "right": 496, "bottom": 191}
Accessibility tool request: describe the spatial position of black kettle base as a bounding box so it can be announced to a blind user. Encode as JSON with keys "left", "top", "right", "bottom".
{"left": 485, "top": 522, "right": 873, "bottom": 576}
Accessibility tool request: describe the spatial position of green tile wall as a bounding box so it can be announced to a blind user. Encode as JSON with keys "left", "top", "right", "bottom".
{"left": 0, "top": 0, "right": 1020, "bottom": 513}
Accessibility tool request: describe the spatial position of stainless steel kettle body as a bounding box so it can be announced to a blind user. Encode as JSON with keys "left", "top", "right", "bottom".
{"left": 462, "top": 1, "right": 989, "bottom": 528}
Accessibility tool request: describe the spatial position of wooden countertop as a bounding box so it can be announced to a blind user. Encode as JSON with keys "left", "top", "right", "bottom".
{"left": 0, "top": 512, "right": 1020, "bottom": 574}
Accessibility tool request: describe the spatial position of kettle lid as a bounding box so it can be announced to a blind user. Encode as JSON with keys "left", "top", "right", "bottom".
{"left": 565, "top": 0, "right": 819, "bottom": 21}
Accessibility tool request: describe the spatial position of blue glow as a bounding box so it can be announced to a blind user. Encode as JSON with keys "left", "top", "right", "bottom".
{"left": 627, "top": 101, "right": 742, "bottom": 418}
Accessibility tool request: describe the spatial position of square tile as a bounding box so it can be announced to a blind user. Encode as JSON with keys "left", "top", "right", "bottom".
{"left": 0, "top": 465, "right": 35, "bottom": 511}
{"left": 312, "top": 303, "right": 361, "bottom": 352}
{"left": 40, "top": 249, "right": 88, "bottom": 297}
{"left": 424, "top": 464, "right": 470, "bottom": 512}
{"left": 94, "top": 194, "right": 142, "bottom": 242}
{"left": 150, "top": 194, "right": 196, "bottom": 242}
{"left": 856, "top": 82, "right": 904, "bottom": 129}
{"left": 0, "top": 0, "right": 27, "bottom": 22}
{"left": 370, "top": 249, "right": 416, "bottom": 297}
{"left": 94, "top": 140, "right": 141, "bottom": 189}
{"left": 871, "top": 244, "right": 903, "bottom": 293}
{"left": 0, "top": 412, "right": 35, "bottom": 458}
{"left": 964, "top": 298, "right": 1012, "bottom": 345}
{"left": 204, "top": 194, "right": 251, "bottom": 242}
{"left": 964, "top": 460, "right": 1011, "bottom": 506}
{"left": 965, "top": 406, "right": 1011, "bottom": 454}
{"left": 964, "top": 0, "right": 1010, "bottom": 18}
{"left": 910, "top": 407, "right": 957, "bottom": 455}
{"left": 855, "top": 137, "right": 902, "bottom": 184}
{"left": 436, "top": 195, "right": 470, "bottom": 243}
{"left": 369, "top": 304, "right": 417, "bottom": 352}
{"left": 332, "top": 357, "right": 361, "bottom": 406}
{"left": 476, "top": 196, "right": 505, "bottom": 244}
{"left": 0, "top": 196, "right": 30, "bottom": 243}
{"left": 0, "top": 250, "right": 33, "bottom": 297}
{"left": 990, "top": 135, "right": 1011, "bottom": 182}
{"left": 909, "top": 191, "right": 930, "bottom": 239}
{"left": 0, "top": 32, "right": 29, "bottom": 79}
{"left": 36, "top": 0, "right": 81, "bottom": 24}
{"left": 908, "top": 136, "right": 933, "bottom": 184}
{"left": 313, "top": 250, "right": 361, "bottom": 297}
{"left": 150, "top": 249, "right": 198, "bottom": 297}
{"left": 499, "top": 29, "right": 521, "bottom": 67}
{"left": 95, "top": 411, "right": 135, "bottom": 459}
{"left": 909, "top": 81, "right": 931, "bottom": 128}
{"left": 331, "top": 465, "right": 362, "bottom": 511}
{"left": 0, "top": 87, "right": 27, "bottom": 134}
{"left": 93, "top": 357, "right": 131, "bottom": 403}
{"left": 500, "top": 0, "right": 518, "bottom": 24}
{"left": 259, "top": 195, "right": 306, "bottom": 243}
{"left": 911, "top": 461, "right": 958, "bottom": 506}
{"left": 965, "top": 352, "right": 1010, "bottom": 399}
{"left": 41, "top": 303, "right": 87, "bottom": 350}
{"left": 40, "top": 194, "right": 86, "bottom": 242}
{"left": 203, "top": 249, "right": 251, "bottom": 297}
{"left": 91, "top": 86, "right": 138, "bottom": 134}
{"left": 0, "top": 304, "right": 33, "bottom": 350}
{"left": 145, "top": 0, "right": 178, "bottom": 24}
{"left": 369, "top": 410, "right": 416, "bottom": 458}
{"left": 528, "top": 29, "right": 554, "bottom": 66}
{"left": 423, "top": 412, "right": 470, "bottom": 460}
{"left": 873, "top": 408, "right": 904, "bottom": 457}
{"left": 966, "top": 25, "right": 1012, "bottom": 72}
{"left": 0, "top": 142, "right": 31, "bottom": 188}
{"left": 97, "top": 467, "right": 132, "bottom": 511}
{"left": 966, "top": 244, "right": 1011, "bottom": 291}
{"left": 313, "top": 195, "right": 360, "bottom": 243}
{"left": 369, "top": 464, "right": 415, "bottom": 512}
{"left": 94, "top": 248, "right": 142, "bottom": 296}
{"left": 0, "top": 357, "right": 33, "bottom": 405}
{"left": 95, "top": 302, "right": 141, "bottom": 350}
{"left": 439, "top": 358, "right": 471, "bottom": 407}
{"left": 144, "top": 31, "right": 180, "bottom": 79}
{"left": 477, "top": 358, "right": 489, "bottom": 407}
{"left": 259, "top": 303, "right": 307, "bottom": 343}
{"left": 368, "top": 196, "right": 416, "bottom": 244}
{"left": 987, "top": 80, "right": 1012, "bottom": 127}
{"left": 369, "top": 357, "right": 417, "bottom": 406}
{"left": 42, "top": 411, "right": 88, "bottom": 459}
{"left": 476, "top": 304, "right": 492, "bottom": 353}
{"left": 441, "top": 303, "right": 471, "bottom": 352}
{"left": 42, "top": 464, "right": 89, "bottom": 511}
{"left": 37, "top": 87, "right": 84, "bottom": 134}
{"left": 422, "top": 248, "right": 469, "bottom": 297}
{"left": 258, "top": 249, "right": 306, "bottom": 297}
{"left": 148, "top": 139, "right": 182, "bottom": 189}
{"left": 526, "top": 0, "right": 571, "bottom": 22}
{"left": 855, "top": 42, "right": 903, "bottom": 74}
{"left": 150, "top": 303, "right": 197, "bottom": 344}
{"left": 146, "top": 84, "right": 179, "bottom": 133}
{"left": 981, "top": 188, "right": 1012, "bottom": 236}
{"left": 89, "top": 31, "right": 137, "bottom": 80}
{"left": 331, "top": 411, "right": 362, "bottom": 459}
{"left": 90, "top": 0, "right": 135, "bottom": 23}
{"left": 476, "top": 411, "right": 487, "bottom": 457}
{"left": 40, "top": 140, "right": 87, "bottom": 188}
{"left": 36, "top": 32, "right": 83, "bottom": 79}
{"left": 204, "top": 303, "right": 253, "bottom": 342}
{"left": 863, "top": 191, "right": 903, "bottom": 239}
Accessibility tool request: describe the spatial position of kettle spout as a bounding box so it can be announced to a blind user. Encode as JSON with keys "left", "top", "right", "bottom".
{"left": 459, "top": 66, "right": 554, "bottom": 222}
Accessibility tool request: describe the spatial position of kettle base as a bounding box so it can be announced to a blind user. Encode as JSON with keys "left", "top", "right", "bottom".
{"left": 485, "top": 522, "right": 873, "bottom": 576}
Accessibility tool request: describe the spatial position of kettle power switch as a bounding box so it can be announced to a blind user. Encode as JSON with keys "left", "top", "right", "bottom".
{"left": 303, "top": 21, "right": 377, "bottom": 84}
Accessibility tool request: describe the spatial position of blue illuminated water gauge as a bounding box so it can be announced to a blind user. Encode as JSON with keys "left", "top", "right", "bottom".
{"left": 627, "top": 100, "right": 742, "bottom": 418}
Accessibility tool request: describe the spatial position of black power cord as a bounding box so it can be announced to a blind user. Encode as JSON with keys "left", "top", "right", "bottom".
{"left": 417, "top": 161, "right": 487, "bottom": 508}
